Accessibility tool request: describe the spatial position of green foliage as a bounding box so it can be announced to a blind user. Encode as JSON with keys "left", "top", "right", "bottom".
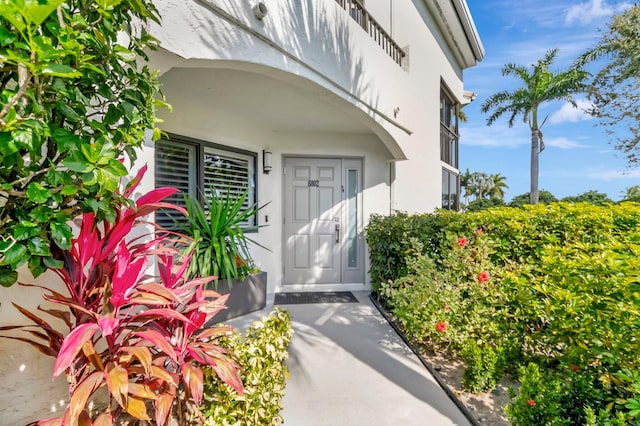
{"left": 180, "top": 188, "right": 266, "bottom": 284}
{"left": 466, "top": 197, "right": 505, "bottom": 212}
{"left": 506, "top": 364, "right": 610, "bottom": 426}
{"left": 509, "top": 190, "right": 557, "bottom": 207}
{"left": 506, "top": 364, "right": 568, "bottom": 426}
{"left": 366, "top": 202, "right": 640, "bottom": 423}
{"left": 202, "top": 308, "right": 293, "bottom": 425}
{"left": 579, "top": 5, "right": 640, "bottom": 164}
{"left": 462, "top": 341, "right": 504, "bottom": 393}
{"left": 561, "top": 190, "right": 612, "bottom": 205}
{"left": 0, "top": 0, "right": 166, "bottom": 286}
{"left": 366, "top": 212, "right": 451, "bottom": 292}
{"left": 0, "top": 174, "right": 243, "bottom": 425}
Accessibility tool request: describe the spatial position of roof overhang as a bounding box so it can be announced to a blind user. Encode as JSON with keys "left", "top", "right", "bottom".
{"left": 423, "top": 0, "right": 485, "bottom": 68}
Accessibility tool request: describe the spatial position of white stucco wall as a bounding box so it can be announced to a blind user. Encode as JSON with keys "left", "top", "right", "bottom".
{"left": 0, "top": 270, "right": 69, "bottom": 423}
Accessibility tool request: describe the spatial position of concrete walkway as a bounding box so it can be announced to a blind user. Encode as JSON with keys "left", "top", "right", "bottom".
{"left": 237, "top": 291, "right": 471, "bottom": 425}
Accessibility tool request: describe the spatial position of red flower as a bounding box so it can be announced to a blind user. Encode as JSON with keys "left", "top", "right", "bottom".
{"left": 477, "top": 271, "right": 490, "bottom": 282}
{"left": 527, "top": 399, "right": 536, "bottom": 407}
{"left": 475, "top": 228, "right": 484, "bottom": 236}
{"left": 457, "top": 237, "right": 468, "bottom": 247}
{"left": 569, "top": 364, "right": 580, "bottom": 372}
{"left": 435, "top": 321, "right": 447, "bottom": 333}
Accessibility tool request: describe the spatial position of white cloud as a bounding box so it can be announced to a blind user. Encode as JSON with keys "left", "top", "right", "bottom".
{"left": 544, "top": 137, "right": 586, "bottom": 149}
{"left": 565, "top": 0, "right": 633, "bottom": 25}
{"left": 585, "top": 169, "right": 640, "bottom": 181}
{"left": 460, "top": 123, "right": 530, "bottom": 148}
{"left": 549, "top": 99, "right": 594, "bottom": 124}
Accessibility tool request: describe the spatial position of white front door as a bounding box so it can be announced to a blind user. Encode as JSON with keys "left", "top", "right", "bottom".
{"left": 283, "top": 157, "right": 364, "bottom": 287}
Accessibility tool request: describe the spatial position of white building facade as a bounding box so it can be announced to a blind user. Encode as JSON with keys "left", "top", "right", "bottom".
{"left": 141, "top": 0, "right": 484, "bottom": 295}
{"left": 0, "top": 0, "right": 483, "bottom": 423}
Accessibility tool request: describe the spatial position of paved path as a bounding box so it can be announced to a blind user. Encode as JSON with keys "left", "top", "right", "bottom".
{"left": 263, "top": 292, "right": 471, "bottom": 425}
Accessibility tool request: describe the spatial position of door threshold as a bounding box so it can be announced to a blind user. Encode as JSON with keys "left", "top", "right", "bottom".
{"left": 278, "top": 283, "right": 368, "bottom": 293}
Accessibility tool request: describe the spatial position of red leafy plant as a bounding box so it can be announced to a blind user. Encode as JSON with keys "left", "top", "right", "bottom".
{"left": 0, "top": 166, "right": 243, "bottom": 425}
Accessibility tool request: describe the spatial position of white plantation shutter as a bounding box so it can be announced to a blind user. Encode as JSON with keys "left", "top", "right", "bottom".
{"left": 154, "top": 140, "right": 196, "bottom": 229}
{"left": 203, "top": 146, "right": 256, "bottom": 228}
{"left": 154, "top": 138, "right": 257, "bottom": 230}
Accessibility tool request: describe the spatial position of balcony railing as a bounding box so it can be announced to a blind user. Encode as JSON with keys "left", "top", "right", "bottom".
{"left": 335, "top": 0, "right": 405, "bottom": 66}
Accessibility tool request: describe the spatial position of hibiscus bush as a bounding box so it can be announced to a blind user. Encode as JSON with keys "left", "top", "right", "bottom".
{"left": 366, "top": 202, "right": 640, "bottom": 424}
{"left": 0, "top": 168, "right": 243, "bottom": 425}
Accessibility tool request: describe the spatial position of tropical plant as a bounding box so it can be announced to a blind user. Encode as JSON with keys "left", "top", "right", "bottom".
{"left": 460, "top": 168, "right": 474, "bottom": 206}
{"left": 0, "top": 0, "right": 166, "bottom": 287}
{"left": 623, "top": 185, "right": 640, "bottom": 202}
{"left": 0, "top": 169, "right": 243, "bottom": 425}
{"left": 578, "top": 5, "right": 640, "bottom": 165}
{"left": 481, "top": 49, "right": 587, "bottom": 204}
{"left": 181, "top": 187, "right": 266, "bottom": 283}
{"left": 488, "top": 173, "right": 509, "bottom": 200}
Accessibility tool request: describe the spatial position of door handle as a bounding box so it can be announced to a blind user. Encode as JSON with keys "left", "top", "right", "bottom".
{"left": 335, "top": 223, "right": 340, "bottom": 243}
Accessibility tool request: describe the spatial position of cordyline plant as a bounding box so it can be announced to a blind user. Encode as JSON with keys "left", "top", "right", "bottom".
{"left": 0, "top": 167, "right": 244, "bottom": 425}
{"left": 0, "top": 0, "right": 167, "bottom": 287}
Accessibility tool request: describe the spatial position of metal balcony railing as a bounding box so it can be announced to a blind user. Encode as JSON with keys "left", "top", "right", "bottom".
{"left": 335, "top": 0, "right": 405, "bottom": 66}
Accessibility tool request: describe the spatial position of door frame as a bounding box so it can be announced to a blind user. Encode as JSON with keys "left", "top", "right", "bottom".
{"left": 281, "top": 155, "right": 366, "bottom": 292}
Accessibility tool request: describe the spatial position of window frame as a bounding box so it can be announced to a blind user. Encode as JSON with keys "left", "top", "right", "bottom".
{"left": 440, "top": 86, "right": 459, "bottom": 168}
{"left": 442, "top": 167, "right": 460, "bottom": 211}
{"left": 154, "top": 133, "right": 259, "bottom": 231}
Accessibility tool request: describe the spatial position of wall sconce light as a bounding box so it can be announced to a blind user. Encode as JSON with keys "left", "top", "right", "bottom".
{"left": 263, "top": 149, "right": 273, "bottom": 174}
{"left": 253, "top": 2, "right": 268, "bottom": 20}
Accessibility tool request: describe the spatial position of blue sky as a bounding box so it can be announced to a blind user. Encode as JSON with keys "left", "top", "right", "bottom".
{"left": 462, "top": 0, "right": 638, "bottom": 202}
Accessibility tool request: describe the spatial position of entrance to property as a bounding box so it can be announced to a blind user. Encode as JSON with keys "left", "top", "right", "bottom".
{"left": 283, "top": 157, "right": 364, "bottom": 288}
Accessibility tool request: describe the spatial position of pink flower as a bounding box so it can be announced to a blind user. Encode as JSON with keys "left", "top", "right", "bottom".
{"left": 477, "top": 271, "right": 490, "bottom": 283}
{"left": 457, "top": 237, "right": 468, "bottom": 247}
{"left": 435, "top": 321, "right": 447, "bottom": 333}
{"left": 527, "top": 399, "right": 536, "bottom": 407}
{"left": 444, "top": 304, "right": 451, "bottom": 311}
{"left": 475, "top": 228, "right": 484, "bottom": 236}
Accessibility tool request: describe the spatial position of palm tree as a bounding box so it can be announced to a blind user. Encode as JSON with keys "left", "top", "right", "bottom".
{"left": 460, "top": 168, "right": 474, "bottom": 206}
{"left": 488, "top": 173, "right": 509, "bottom": 200}
{"left": 623, "top": 185, "right": 640, "bottom": 201}
{"left": 481, "top": 49, "right": 587, "bottom": 204}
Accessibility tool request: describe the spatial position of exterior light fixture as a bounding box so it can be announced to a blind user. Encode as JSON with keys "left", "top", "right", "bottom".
{"left": 263, "top": 149, "right": 273, "bottom": 174}
{"left": 253, "top": 2, "right": 268, "bottom": 20}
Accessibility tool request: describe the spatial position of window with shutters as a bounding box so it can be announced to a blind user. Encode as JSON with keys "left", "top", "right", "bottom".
{"left": 154, "top": 135, "right": 257, "bottom": 230}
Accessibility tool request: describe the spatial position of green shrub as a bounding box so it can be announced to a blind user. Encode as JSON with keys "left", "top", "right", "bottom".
{"left": 366, "top": 203, "right": 640, "bottom": 422}
{"left": 202, "top": 308, "right": 293, "bottom": 425}
{"left": 506, "top": 363, "right": 568, "bottom": 426}
{"left": 461, "top": 341, "right": 504, "bottom": 393}
{"left": 507, "top": 363, "right": 611, "bottom": 426}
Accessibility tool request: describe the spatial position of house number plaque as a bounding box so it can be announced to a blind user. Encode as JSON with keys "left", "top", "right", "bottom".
{"left": 308, "top": 179, "right": 319, "bottom": 187}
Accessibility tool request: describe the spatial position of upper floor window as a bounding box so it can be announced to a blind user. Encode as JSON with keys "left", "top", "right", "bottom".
{"left": 154, "top": 135, "right": 257, "bottom": 231}
{"left": 440, "top": 87, "right": 459, "bottom": 168}
{"left": 442, "top": 168, "right": 459, "bottom": 211}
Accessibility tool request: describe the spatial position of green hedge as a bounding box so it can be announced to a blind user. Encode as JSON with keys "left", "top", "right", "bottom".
{"left": 366, "top": 203, "right": 640, "bottom": 424}
{"left": 366, "top": 202, "right": 640, "bottom": 291}
{"left": 202, "top": 308, "right": 293, "bottom": 426}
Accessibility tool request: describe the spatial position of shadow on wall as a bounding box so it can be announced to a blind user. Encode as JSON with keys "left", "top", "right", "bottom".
{"left": 192, "top": 0, "right": 381, "bottom": 116}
